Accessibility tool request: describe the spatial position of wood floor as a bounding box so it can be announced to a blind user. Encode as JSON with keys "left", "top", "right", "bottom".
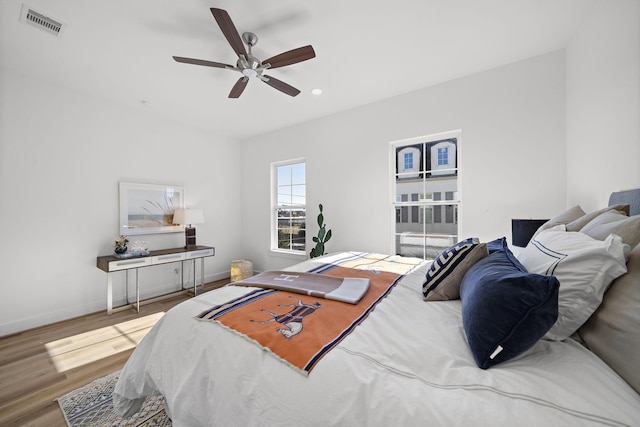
{"left": 0, "top": 279, "right": 228, "bottom": 427}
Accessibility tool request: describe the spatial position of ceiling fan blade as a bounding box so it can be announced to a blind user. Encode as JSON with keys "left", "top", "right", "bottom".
{"left": 210, "top": 8, "right": 247, "bottom": 58}
{"left": 261, "top": 75, "right": 301, "bottom": 97}
{"left": 173, "top": 56, "right": 235, "bottom": 69}
{"left": 229, "top": 77, "right": 249, "bottom": 98}
{"left": 263, "top": 45, "right": 316, "bottom": 69}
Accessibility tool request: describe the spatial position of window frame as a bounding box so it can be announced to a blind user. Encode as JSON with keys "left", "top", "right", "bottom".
{"left": 271, "top": 158, "right": 307, "bottom": 256}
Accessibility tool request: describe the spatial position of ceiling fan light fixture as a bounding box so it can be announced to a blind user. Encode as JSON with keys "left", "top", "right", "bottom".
{"left": 242, "top": 68, "right": 258, "bottom": 78}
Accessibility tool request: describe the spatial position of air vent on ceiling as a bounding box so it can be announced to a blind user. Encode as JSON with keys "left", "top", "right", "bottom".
{"left": 20, "top": 4, "right": 64, "bottom": 36}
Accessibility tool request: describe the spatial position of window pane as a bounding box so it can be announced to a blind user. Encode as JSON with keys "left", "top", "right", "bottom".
{"left": 425, "top": 206, "right": 433, "bottom": 223}
{"left": 292, "top": 184, "right": 305, "bottom": 197}
{"left": 291, "top": 196, "right": 305, "bottom": 205}
{"left": 401, "top": 206, "right": 408, "bottom": 223}
{"left": 277, "top": 191, "right": 292, "bottom": 206}
{"left": 277, "top": 217, "right": 292, "bottom": 228}
{"left": 291, "top": 184, "right": 306, "bottom": 205}
{"left": 404, "top": 152, "right": 413, "bottom": 169}
{"left": 277, "top": 231, "right": 291, "bottom": 250}
{"left": 445, "top": 205, "right": 454, "bottom": 223}
{"left": 291, "top": 163, "right": 305, "bottom": 185}
{"left": 411, "top": 206, "right": 419, "bottom": 223}
{"left": 433, "top": 206, "right": 442, "bottom": 223}
{"left": 277, "top": 165, "right": 291, "bottom": 186}
{"left": 438, "top": 147, "right": 448, "bottom": 165}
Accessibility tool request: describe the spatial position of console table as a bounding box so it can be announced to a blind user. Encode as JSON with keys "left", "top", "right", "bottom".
{"left": 97, "top": 245, "right": 215, "bottom": 315}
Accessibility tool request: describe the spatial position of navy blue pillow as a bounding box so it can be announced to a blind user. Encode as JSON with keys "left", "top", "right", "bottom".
{"left": 460, "top": 238, "right": 559, "bottom": 369}
{"left": 485, "top": 237, "right": 505, "bottom": 254}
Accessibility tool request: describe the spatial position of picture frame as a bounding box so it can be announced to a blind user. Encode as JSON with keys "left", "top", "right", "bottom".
{"left": 119, "top": 182, "right": 185, "bottom": 236}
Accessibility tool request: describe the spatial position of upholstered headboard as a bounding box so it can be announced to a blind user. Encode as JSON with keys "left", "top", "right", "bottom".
{"left": 609, "top": 188, "right": 640, "bottom": 215}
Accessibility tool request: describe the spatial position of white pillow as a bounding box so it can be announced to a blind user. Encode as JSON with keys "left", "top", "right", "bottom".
{"left": 517, "top": 225, "right": 628, "bottom": 341}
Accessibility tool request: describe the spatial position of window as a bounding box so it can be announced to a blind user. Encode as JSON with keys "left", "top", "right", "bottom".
{"left": 396, "top": 146, "right": 421, "bottom": 178}
{"left": 437, "top": 147, "right": 448, "bottom": 166}
{"left": 272, "top": 160, "right": 306, "bottom": 253}
{"left": 391, "top": 132, "right": 460, "bottom": 260}
{"left": 404, "top": 152, "right": 413, "bottom": 170}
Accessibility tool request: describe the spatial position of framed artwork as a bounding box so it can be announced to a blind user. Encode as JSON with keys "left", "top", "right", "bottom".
{"left": 119, "top": 182, "right": 185, "bottom": 235}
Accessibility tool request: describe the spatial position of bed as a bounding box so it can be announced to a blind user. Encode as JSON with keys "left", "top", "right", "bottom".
{"left": 113, "top": 189, "right": 640, "bottom": 426}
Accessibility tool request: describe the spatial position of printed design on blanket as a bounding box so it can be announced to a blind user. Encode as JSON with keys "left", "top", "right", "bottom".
{"left": 196, "top": 253, "right": 422, "bottom": 374}
{"left": 250, "top": 296, "right": 322, "bottom": 339}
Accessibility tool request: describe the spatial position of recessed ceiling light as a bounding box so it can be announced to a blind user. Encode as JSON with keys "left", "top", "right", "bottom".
{"left": 311, "top": 88, "right": 322, "bottom": 95}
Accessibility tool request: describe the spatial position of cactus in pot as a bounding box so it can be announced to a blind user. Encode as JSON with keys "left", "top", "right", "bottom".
{"left": 310, "top": 204, "right": 332, "bottom": 258}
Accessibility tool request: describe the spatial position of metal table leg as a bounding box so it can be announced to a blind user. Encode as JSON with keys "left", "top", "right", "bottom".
{"left": 107, "top": 273, "right": 113, "bottom": 315}
{"left": 180, "top": 259, "right": 185, "bottom": 290}
{"left": 200, "top": 257, "right": 205, "bottom": 293}
{"left": 193, "top": 258, "right": 197, "bottom": 296}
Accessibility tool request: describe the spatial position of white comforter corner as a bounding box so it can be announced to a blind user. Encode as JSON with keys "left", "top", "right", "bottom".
{"left": 113, "top": 253, "right": 640, "bottom": 426}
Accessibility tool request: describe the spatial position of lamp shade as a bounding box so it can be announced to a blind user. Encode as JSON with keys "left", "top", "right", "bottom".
{"left": 511, "top": 219, "right": 548, "bottom": 247}
{"left": 173, "top": 208, "right": 204, "bottom": 226}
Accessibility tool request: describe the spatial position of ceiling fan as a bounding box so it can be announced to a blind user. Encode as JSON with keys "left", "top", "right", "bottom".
{"left": 173, "top": 8, "right": 316, "bottom": 98}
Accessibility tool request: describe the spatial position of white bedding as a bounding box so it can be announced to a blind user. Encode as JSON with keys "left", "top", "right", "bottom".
{"left": 113, "top": 252, "right": 640, "bottom": 426}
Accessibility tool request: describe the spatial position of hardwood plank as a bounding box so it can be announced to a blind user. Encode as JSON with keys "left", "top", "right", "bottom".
{"left": 0, "top": 279, "right": 228, "bottom": 426}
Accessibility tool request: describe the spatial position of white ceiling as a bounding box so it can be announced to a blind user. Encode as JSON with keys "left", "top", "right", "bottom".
{"left": 0, "top": 0, "right": 595, "bottom": 140}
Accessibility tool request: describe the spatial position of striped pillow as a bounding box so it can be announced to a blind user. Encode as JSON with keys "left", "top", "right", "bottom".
{"left": 423, "top": 238, "right": 488, "bottom": 301}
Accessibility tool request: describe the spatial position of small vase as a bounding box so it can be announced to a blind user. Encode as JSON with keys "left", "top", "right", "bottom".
{"left": 114, "top": 246, "right": 127, "bottom": 254}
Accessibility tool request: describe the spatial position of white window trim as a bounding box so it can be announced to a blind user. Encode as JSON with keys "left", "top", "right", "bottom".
{"left": 388, "top": 130, "right": 462, "bottom": 258}
{"left": 271, "top": 158, "right": 307, "bottom": 256}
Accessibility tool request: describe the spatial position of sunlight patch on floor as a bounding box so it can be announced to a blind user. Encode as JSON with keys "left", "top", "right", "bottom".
{"left": 44, "top": 312, "right": 165, "bottom": 373}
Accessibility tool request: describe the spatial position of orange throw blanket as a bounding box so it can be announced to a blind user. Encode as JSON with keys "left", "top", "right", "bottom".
{"left": 196, "top": 253, "right": 422, "bottom": 374}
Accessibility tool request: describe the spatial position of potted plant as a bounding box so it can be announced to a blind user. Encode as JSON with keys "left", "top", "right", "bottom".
{"left": 310, "top": 204, "right": 332, "bottom": 258}
{"left": 114, "top": 235, "right": 129, "bottom": 254}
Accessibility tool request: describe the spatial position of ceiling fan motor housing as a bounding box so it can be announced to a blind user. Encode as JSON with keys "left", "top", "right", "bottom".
{"left": 238, "top": 54, "right": 262, "bottom": 77}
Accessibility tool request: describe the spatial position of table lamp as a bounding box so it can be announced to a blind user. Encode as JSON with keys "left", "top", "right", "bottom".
{"left": 173, "top": 208, "right": 205, "bottom": 249}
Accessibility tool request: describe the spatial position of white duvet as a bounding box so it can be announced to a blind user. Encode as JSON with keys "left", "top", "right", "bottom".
{"left": 114, "top": 253, "right": 640, "bottom": 426}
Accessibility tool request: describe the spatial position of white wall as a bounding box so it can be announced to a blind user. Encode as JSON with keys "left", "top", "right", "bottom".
{"left": 566, "top": 0, "right": 640, "bottom": 211}
{"left": 0, "top": 68, "right": 242, "bottom": 336}
{"left": 240, "top": 51, "right": 567, "bottom": 272}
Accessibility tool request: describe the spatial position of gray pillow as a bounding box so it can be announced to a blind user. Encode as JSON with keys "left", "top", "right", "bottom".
{"left": 565, "top": 204, "right": 630, "bottom": 232}
{"left": 534, "top": 205, "right": 585, "bottom": 237}
{"left": 581, "top": 210, "right": 640, "bottom": 248}
{"left": 423, "top": 238, "right": 488, "bottom": 301}
{"left": 579, "top": 243, "right": 640, "bottom": 394}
